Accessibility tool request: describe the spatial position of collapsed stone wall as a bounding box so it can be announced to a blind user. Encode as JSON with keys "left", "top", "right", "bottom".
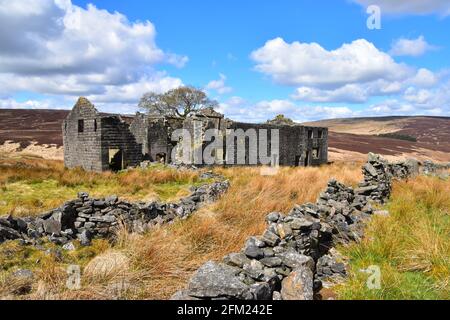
{"left": 172, "top": 154, "right": 423, "bottom": 300}
{"left": 422, "top": 160, "right": 450, "bottom": 176}
{"left": 0, "top": 179, "right": 230, "bottom": 246}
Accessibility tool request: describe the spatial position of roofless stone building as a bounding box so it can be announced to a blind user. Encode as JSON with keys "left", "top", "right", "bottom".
{"left": 63, "top": 97, "right": 328, "bottom": 172}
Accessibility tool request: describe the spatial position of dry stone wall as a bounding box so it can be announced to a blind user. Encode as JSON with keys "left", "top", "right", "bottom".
{"left": 171, "top": 154, "right": 426, "bottom": 300}
{"left": 0, "top": 179, "right": 230, "bottom": 246}
{"left": 422, "top": 160, "right": 450, "bottom": 176}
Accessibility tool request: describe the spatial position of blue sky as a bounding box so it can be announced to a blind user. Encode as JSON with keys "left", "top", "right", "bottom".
{"left": 0, "top": 0, "right": 449, "bottom": 122}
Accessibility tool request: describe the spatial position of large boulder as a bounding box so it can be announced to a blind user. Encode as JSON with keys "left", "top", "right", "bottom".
{"left": 280, "top": 266, "right": 314, "bottom": 300}
{"left": 186, "top": 261, "right": 253, "bottom": 299}
{"left": 224, "top": 252, "right": 251, "bottom": 268}
{"left": 277, "top": 249, "right": 315, "bottom": 271}
{"left": 43, "top": 218, "right": 62, "bottom": 236}
{"left": 0, "top": 224, "right": 22, "bottom": 243}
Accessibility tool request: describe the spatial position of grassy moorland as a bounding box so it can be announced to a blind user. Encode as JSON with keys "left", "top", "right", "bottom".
{"left": 0, "top": 158, "right": 363, "bottom": 299}
{"left": 335, "top": 176, "right": 450, "bottom": 300}
{"left": 0, "top": 155, "right": 202, "bottom": 217}
{"left": 1, "top": 155, "right": 447, "bottom": 300}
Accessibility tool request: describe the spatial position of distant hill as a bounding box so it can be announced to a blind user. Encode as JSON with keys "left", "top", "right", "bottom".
{"left": 0, "top": 109, "right": 69, "bottom": 147}
{"left": 0, "top": 110, "right": 449, "bottom": 162}
{"left": 304, "top": 116, "right": 450, "bottom": 162}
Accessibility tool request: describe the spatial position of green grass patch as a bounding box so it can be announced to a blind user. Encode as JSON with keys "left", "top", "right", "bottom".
{"left": 335, "top": 176, "right": 450, "bottom": 300}
{"left": 0, "top": 158, "right": 204, "bottom": 216}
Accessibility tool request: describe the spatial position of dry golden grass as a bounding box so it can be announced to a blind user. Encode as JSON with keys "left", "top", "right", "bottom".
{"left": 83, "top": 250, "right": 130, "bottom": 282}
{"left": 90, "top": 162, "right": 363, "bottom": 300}
{"left": 0, "top": 237, "right": 112, "bottom": 299}
{"left": 0, "top": 156, "right": 198, "bottom": 187}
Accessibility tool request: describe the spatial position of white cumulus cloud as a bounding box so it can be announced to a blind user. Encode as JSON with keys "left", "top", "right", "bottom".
{"left": 390, "top": 36, "right": 436, "bottom": 57}
{"left": 251, "top": 37, "right": 411, "bottom": 89}
{"left": 0, "top": 0, "right": 186, "bottom": 112}
{"left": 0, "top": 98, "right": 66, "bottom": 110}
{"left": 205, "top": 74, "right": 233, "bottom": 95}
{"left": 219, "top": 96, "right": 355, "bottom": 123}
{"left": 292, "top": 85, "right": 368, "bottom": 103}
{"left": 252, "top": 37, "right": 445, "bottom": 108}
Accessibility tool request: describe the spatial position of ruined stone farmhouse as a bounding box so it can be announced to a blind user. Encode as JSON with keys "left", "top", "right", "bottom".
{"left": 63, "top": 97, "right": 328, "bottom": 172}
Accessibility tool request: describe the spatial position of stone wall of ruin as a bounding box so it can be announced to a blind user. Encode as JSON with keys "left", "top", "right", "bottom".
{"left": 226, "top": 122, "right": 328, "bottom": 166}
{"left": 63, "top": 98, "right": 329, "bottom": 171}
{"left": 100, "top": 117, "right": 143, "bottom": 171}
{"left": 63, "top": 98, "right": 103, "bottom": 172}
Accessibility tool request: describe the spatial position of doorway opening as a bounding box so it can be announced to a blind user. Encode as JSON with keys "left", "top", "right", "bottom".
{"left": 304, "top": 151, "right": 310, "bottom": 167}
{"left": 156, "top": 153, "right": 167, "bottom": 163}
{"left": 109, "top": 148, "right": 123, "bottom": 171}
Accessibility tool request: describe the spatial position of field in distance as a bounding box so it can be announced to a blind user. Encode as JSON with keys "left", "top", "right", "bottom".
{"left": 304, "top": 116, "right": 450, "bottom": 163}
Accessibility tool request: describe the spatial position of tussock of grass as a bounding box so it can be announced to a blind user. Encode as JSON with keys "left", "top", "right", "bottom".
{"left": 335, "top": 176, "right": 450, "bottom": 300}
{"left": 0, "top": 158, "right": 201, "bottom": 216}
{"left": 83, "top": 250, "right": 130, "bottom": 282}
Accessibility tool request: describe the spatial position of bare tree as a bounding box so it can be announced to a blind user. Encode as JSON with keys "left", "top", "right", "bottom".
{"left": 138, "top": 86, "right": 219, "bottom": 118}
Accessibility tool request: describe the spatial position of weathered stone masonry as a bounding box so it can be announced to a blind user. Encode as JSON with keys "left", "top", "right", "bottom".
{"left": 63, "top": 97, "right": 143, "bottom": 172}
{"left": 63, "top": 97, "right": 329, "bottom": 171}
{"left": 227, "top": 122, "right": 328, "bottom": 166}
